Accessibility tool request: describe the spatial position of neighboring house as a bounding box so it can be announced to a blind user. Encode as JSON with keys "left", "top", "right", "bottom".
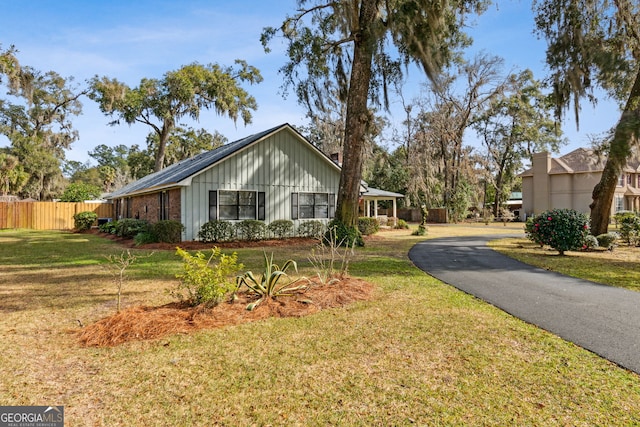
{"left": 519, "top": 148, "right": 640, "bottom": 221}
{"left": 106, "top": 123, "right": 402, "bottom": 241}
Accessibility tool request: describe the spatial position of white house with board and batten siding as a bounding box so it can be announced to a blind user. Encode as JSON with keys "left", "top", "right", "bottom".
{"left": 106, "top": 123, "right": 403, "bottom": 241}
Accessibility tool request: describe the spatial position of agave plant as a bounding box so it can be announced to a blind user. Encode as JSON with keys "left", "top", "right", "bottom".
{"left": 236, "top": 252, "right": 307, "bottom": 310}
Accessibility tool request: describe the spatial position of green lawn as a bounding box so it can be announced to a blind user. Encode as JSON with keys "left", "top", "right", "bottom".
{"left": 489, "top": 234, "right": 640, "bottom": 291}
{"left": 0, "top": 226, "right": 639, "bottom": 426}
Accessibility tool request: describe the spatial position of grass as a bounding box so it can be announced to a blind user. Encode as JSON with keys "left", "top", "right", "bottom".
{"left": 1, "top": 225, "right": 639, "bottom": 426}
{"left": 489, "top": 234, "right": 640, "bottom": 291}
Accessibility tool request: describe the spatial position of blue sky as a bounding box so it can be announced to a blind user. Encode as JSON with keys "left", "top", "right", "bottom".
{"left": 0, "top": 0, "right": 622, "bottom": 165}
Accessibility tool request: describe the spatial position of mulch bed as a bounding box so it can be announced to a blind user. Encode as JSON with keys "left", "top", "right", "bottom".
{"left": 77, "top": 278, "right": 375, "bottom": 347}
{"left": 84, "top": 228, "right": 319, "bottom": 250}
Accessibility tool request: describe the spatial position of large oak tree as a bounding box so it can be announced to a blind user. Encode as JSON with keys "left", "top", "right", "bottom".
{"left": 0, "top": 64, "right": 86, "bottom": 200}
{"left": 88, "top": 61, "right": 262, "bottom": 172}
{"left": 534, "top": 0, "right": 640, "bottom": 235}
{"left": 262, "top": 0, "right": 489, "bottom": 230}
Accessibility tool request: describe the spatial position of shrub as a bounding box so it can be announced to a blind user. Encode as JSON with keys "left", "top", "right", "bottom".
{"left": 133, "top": 231, "right": 158, "bottom": 246}
{"left": 152, "top": 220, "right": 184, "bottom": 243}
{"left": 325, "top": 219, "right": 363, "bottom": 247}
{"left": 99, "top": 221, "right": 118, "bottom": 234}
{"left": 358, "top": 217, "right": 380, "bottom": 236}
{"left": 236, "top": 252, "right": 307, "bottom": 311}
{"left": 583, "top": 235, "right": 599, "bottom": 250}
{"left": 524, "top": 217, "right": 544, "bottom": 247}
{"left": 198, "top": 220, "right": 234, "bottom": 243}
{"left": 613, "top": 211, "right": 640, "bottom": 245}
{"left": 395, "top": 219, "right": 409, "bottom": 229}
{"left": 115, "top": 218, "right": 150, "bottom": 239}
{"left": 412, "top": 224, "right": 427, "bottom": 236}
{"left": 526, "top": 208, "right": 590, "bottom": 255}
{"left": 235, "top": 220, "right": 266, "bottom": 241}
{"left": 73, "top": 211, "right": 98, "bottom": 231}
{"left": 596, "top": 232, "right": 619, "bottom": 250}
{"left": 297, "top": 220, "right": 325, "bottom": 238}
{"left": 267, "top": 219, "right": 294, "bottom": 239}
{"left": 172, "top": 247, "right": 243, "bottom": 307}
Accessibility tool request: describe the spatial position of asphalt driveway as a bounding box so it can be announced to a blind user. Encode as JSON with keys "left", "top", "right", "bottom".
{"left": 408, "top": 234, "right": 640, "bottom": 374}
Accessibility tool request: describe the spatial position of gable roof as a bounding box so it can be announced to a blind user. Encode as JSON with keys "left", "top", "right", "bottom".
{"left": 520, "top": 147, "right": 638, "bottom": 177}
{"left": 106, "top": 123, "right": 340, "bottom": 199}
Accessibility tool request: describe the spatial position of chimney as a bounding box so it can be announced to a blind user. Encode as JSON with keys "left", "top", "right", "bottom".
{"left": 330, "top": 152, "right": 343, "bottom": 166}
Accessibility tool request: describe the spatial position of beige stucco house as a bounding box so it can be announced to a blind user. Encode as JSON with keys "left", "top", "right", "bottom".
{"left": 519, "top": 148, "right": 640, "bottom": 221}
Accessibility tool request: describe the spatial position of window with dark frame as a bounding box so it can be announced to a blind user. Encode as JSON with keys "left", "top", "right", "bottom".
{"left": 159, "top": 191, "right": 169, "bottom": 221}
{"left": 291, "top": 192, "right": 335, "bottom": 219}
{"left": 209, "top": 190, "right": 265, "bottom": 221}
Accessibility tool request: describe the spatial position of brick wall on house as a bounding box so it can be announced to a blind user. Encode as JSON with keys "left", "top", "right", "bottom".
{"left": 168, "top": 189, "right": 181, "bottom": 222}
{"left": 124, "top": 189, "right": 181, "bottom": 223}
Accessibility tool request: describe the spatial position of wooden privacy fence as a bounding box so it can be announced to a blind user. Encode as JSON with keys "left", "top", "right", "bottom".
{"left": 0, "top": 201, "right": 113, "bottom": 230}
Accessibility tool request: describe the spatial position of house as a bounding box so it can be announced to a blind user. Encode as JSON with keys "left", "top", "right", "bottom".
{"left": 106, "top": 123, "right": 403, "bottom": 241}
{"left": 519, "top": 148, "right": 640, "bottom": 221}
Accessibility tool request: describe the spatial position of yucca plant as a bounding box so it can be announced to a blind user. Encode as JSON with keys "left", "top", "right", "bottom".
{"left": 235, "top": 252, "right": 307, "bottom": 310}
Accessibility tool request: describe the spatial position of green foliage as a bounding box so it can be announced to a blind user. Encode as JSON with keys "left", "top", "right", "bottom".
{"left": 267, "top": 219, "right": 294, "bottom": 239}
{"left": 297, "top": 220, "right": 325, "bottom": 238}
{"left": 326, "top": 219, "right": 364, "bottom": 247}
{"left": 412, "top": 224, "right": 427, "bottom": 236}
{"left": 448, "top": 180, "right": 473, "bottom": 223}
{"left": 99, "top": 221, "right": 117, "bottom": 234}
{"left": 395, "top": 219, "right": 409, "bottom": 229}
{"left": 89, "top": 61, "right": 262, "bottom": 171}
{"left": 198, "top": 220, "right": 234, "bottom": 243}
{"left": 133, "top": 231, "right": 157, "bottom": 246}
{"left": 596, "top": 232, "right": 619, "bottom": 250}
{"left": 358, "top": 217, "right": 380, "bottom": 236}
{"left": 151, "top": 220, "right": 184, "bottom": 243}
{"left": 235, "top": 252, "right": 306, "bottom": 311}
{"left": 114, "top": 218, "right": 150, "bottom": 239}
{"left": 0, "top": 153, "right": 28, "bottom": 195}
{"left": 613, "top": 212, "right": 640, "bottom": 245}
{"left": 583, "top": 235, "right": 599, "bottom": 250}
{"left": 526, "top": 209, "right": 590, "bottom": 255}
{"left": 235, "top": 219, "right": 266, "bottom": 241}
{"left": 173, "top": 247, "right": 242, "bottom": 307}
{"left": 73, "top": 211, "right": 98, "bottom": 231}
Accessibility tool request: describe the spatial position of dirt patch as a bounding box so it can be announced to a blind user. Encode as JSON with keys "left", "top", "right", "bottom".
{"left": 77, "top": 277, "right": 375, "bottom": 347}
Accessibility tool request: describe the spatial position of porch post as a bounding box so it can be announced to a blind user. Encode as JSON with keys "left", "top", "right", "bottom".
{"left": 392, "top": 198, "right": 397, "bottom": 219}
{"left": 374, "top": 200, "right": 378, "bottom": 217}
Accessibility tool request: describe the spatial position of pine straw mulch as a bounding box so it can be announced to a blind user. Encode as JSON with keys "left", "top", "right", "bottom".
{"left": 77, "top": 277, "right": 375, "bottom": 348}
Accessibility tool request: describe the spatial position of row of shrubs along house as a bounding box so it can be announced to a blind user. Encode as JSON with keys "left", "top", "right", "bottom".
{"left": 106, "top": 123, "right": 403, "bottom": 241}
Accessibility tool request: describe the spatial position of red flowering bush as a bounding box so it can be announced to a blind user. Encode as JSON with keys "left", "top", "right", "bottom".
{"left": 524, "top": 208, "right": 590, "bottom": 255}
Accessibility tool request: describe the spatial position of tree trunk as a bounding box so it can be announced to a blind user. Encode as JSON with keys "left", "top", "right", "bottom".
{"left": 335, "top": 0, "right": 377, "bottom": 228}
{"left": 154, "top": 119, "right": 173, "bottom": 172}
{"left": 590, "top": 69, "right": 640, "bottom": 235}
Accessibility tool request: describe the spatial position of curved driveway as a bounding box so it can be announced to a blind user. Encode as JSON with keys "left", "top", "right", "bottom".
{"left": 408, "top": 234, "right": 640, "bottom": 374}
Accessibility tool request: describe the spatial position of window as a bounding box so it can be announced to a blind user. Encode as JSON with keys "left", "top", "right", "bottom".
{"left": 615, "top": 194, "right": 625, "bottom": 212}
{"left": 618, "top": 174, "right": 625, "bottom": 187}
{"left": 628, "top": 174, "right": 633, "bottom": 186}
{"left": 291, "top": 192, "right": 335, "bottom": 219}
{"left": 209, "top": 190, "right": 265, "bottom": 221}
{"left": 159, "top": 191, "right": 169, "bottom": 220}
